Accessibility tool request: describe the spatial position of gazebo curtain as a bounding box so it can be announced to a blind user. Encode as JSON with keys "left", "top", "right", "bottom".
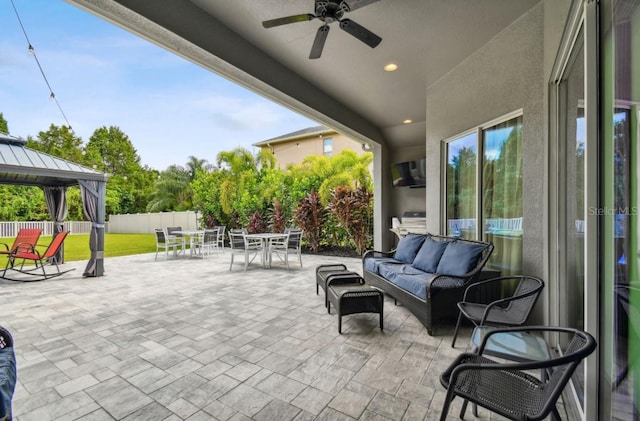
{"left": 43, "top": 186, "right": 67, "bottom": 263}
{"left": 79, "top": 180, "right": 105, "bottom": 277}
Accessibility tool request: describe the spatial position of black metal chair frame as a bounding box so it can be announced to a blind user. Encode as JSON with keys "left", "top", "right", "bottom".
{"left": 440, "top": 326, "right": 596, "bottom": 421}
{"left": 451, "top": 275, "right": 544, "bottom": 347}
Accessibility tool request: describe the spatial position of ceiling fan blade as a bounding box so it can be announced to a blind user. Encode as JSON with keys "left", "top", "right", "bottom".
{"left": 339, "top": 18, "right": 381, "bottom": 48}
{"left": 309, "top": 25, "right": 330, "bottom": 59}
{"left": 262, "top": 13, "right": 315, "bottom": 28}
{"left": 341, "top": 0, "right": 380, "bottom": 12}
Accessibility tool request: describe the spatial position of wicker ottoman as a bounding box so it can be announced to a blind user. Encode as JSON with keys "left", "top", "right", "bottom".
{"left": 327, "top": 283, "right": 384, "bottom": 334}
{"left": 315, "top": 264, "right": 363, "bottom": 308}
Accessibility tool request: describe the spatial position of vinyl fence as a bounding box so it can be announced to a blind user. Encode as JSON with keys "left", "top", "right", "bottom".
{"left": 107, "top": 211, "right": 199, "bottom": 234}
{"left": 0, "top": 211, "right": 198, "bottom": 237}
{"left": 0, "top": 221, "right": 93, "bottom": 237}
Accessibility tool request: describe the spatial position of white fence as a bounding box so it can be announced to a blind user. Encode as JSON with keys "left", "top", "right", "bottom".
{"left": 107, "top": 211, "right": 199, "bottom": 234}
{"left": 0, "top": 221, "right": 93, "bottom": 237}
{"left": 447, "top": 217, "right": 524, "bottom": 233}
{"left": 0, "top": 211, "right": 198, "bottom": 237}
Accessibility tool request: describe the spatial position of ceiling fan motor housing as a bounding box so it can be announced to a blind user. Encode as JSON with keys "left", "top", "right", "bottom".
{"left": 315, "top": 1, "right": 347, "bottom": 23}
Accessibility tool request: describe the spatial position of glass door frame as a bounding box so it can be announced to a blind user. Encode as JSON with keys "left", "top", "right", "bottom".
{"left": 548, "top": 0, "right": 599, "bottom": 419}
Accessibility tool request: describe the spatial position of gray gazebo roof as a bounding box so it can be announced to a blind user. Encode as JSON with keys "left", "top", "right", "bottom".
{"left": 0, "top": 132, "right": 108, "bottom": 187}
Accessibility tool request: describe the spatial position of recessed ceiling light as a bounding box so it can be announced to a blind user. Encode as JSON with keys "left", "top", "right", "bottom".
{"left": 384, "top": 63, "right": 398, "bottom": 72}
{"left": 403, "top": 119, "right": 412, "bottom": 124}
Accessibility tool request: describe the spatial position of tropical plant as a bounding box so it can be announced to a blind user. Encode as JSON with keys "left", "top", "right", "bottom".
{"left": 295, "top": 190, "right": 326, "bottom": 252}
{"left": 268, "top": 199, "right": 287, "bottom": 233}
{"left": 327, "top": 185, "right": 373, "bottom": 255}
{"left": 247, "top": 210, "right": 266, "bottom": 234}
{"left": 146, "top": 165, "right": 192, "bottom": 212}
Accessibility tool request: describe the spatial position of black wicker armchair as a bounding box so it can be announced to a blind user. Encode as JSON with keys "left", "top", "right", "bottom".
{"left": 0, "top": 326, "right": 16, "bottom": 421}
{"left": 440, "top": 326, "right": 596, "bottom": 421}
{"left": 451, "top": 275, "right": 544, "bottom": 347}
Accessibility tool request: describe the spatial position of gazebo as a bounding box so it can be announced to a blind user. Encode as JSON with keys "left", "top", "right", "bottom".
{"left": 0, "top": 132, "right": 109, "bottom": 277}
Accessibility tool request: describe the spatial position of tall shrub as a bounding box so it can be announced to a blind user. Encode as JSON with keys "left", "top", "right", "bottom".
{"left": 295, "top": 191, "right": 325, "bottom": 252}
{"left": 268, "top": 199, "right": 287, "bottom": 233}
{"left": 327, "top": 185, "right": 373, "bottom": 255}
{"left": 247, "top": 211, "right": 266, "bottom": 233}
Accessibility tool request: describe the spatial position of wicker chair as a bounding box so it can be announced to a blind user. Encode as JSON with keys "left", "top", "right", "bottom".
{"left": 0, "top": 326, "right": 16, "bottom": 421}
{"left": 451, "top": 275, "right": 544, "bottom": 347}
{"left": 440, "top": 326, "right": 596, "bottom": 421}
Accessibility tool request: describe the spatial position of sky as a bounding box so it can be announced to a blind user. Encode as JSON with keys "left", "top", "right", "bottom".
{"left": 0, "top": 0, "right": 317, "bottom": 170}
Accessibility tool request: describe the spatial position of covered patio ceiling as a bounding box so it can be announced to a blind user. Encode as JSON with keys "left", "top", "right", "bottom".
{"left": 66, "top": 0, "right": 541, "bottom": 149}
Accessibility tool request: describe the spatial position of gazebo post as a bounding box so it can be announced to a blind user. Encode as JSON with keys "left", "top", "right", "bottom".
{"left": 95, "top": 180, "right": 106, "bottom": 276}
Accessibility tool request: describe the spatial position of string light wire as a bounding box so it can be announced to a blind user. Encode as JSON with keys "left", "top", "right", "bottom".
{"left": 10, "top": 0, "right": 73, "bottom": 131}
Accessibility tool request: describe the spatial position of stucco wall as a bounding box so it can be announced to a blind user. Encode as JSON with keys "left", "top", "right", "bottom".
{"left": 425, "top": 3, "right": 545, "bottom": 277}
{"left": 266, "top": 133, "right": 365, "bottom": 168}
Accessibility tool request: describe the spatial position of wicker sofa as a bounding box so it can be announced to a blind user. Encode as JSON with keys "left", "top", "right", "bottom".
{"left": 362, "top": 233, "right": 494, "bottom": 335}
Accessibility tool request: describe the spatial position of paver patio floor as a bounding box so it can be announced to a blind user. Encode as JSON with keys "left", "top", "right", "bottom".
{"left": 1, "top": 251, "right": 479, "bottom": 420}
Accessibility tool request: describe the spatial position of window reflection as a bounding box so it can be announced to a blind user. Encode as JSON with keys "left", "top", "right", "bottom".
{"left": 445, "top": 133, "right": 477, "bottom": 239}
{"left": 482, "top": 116, "right": 523, "bottom": 275}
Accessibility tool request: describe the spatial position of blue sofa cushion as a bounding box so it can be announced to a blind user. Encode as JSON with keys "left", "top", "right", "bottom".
{"left": 379, "top": 263, "right": 433, "bottom": 299}
{"left": 364, "top": 256, "right": 402, "bottom": 274}
{"left": 393, "top": 234, "right": 426, "bottom": 264}
{"left": 436, "top": 240, "right": 488, "bottom": 276}
{"left": 412, "top": 237, "right": 449, "bottom": 273}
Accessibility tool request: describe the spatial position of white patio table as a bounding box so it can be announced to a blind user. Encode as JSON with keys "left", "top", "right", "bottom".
{"left": 244, "top": 233, "right": 288, "bottom": 268}
{"left": 173, "top": 230, "right": 205, "bottom": 257}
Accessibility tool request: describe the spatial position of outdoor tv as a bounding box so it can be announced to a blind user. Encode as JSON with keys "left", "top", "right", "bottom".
{"left": 391, "top": 158, "right": 426, "bottom": 188}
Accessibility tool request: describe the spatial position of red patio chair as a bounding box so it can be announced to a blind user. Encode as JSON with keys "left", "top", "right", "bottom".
{"left": 1, "top": 231, "right": 74, "bottom": 281}
{"left": 0, "top": 228, "right": 42, "bottom": 257}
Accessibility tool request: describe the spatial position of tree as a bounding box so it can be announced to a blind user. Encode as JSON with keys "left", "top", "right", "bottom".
{"left": 0, "top": 113, "right": 8, "bottom": 133}
{"left": 85, "top": 126, "right": 153, "bottom": 214}
{"left": 147, "top": 165, "right": 192, "bottom": 212}
{"left": 28, "top": 124, "right": 84, "bottom": 163}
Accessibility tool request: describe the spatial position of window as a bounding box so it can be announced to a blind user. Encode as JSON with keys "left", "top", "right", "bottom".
{"left": 443, "top": 113, "right": 523, "bottom": 274}
{"left": 444, "top": 132, "right": 477, "bottom": 239}
{"left": 323, "top": 137, "right": 333, "bottom": 156}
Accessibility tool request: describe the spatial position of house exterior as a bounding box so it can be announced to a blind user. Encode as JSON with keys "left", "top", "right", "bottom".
{"left": 64, "top": 1, "right": 639, "bottom": 418}
{"left": 252, "top": 125, "right": 367, "bottom": 168}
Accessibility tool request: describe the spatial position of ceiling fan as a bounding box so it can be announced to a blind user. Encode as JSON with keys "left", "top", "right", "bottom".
{"left": 262, "top": 0, "right": 382, "bottom": 59}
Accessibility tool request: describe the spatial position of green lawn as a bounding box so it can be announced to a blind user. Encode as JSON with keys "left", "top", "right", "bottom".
{"left": 0, "top": 233, "right": 156, "bottom": 264}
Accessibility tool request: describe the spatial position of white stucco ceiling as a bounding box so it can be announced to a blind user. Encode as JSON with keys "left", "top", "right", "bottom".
{"left": 67, "top": 0, "right": 541, "bottom": 149}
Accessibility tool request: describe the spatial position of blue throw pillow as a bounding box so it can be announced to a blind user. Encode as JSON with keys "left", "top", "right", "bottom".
{"left": 412, "top": 237, "right": 449, "bottom": 273}
{"left": 393, "top": 234, "right": 426, "bottom": 264}
{"left": 436, "top": 241, "right": 488, "bottom": 276}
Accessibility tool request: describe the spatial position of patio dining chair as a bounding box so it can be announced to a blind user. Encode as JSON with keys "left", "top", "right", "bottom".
{"left": 214, "top": 225, "right": 226, "bottom": 251}
{"left": 284, "top": 227, "right": 304, "bottom": 267}
{"left": 203, "top": 228, "right": 219, "bottom": 254}
{"left": 451, "top": 275, "right": 544, "bottom": 347}
{"left": 166, "top": 226, "right": 186, "bottom": 253}
{"left": 268, "top": 232, "right": 290, "bottom": 269}
{"left": 228, "top": 231, "right": 261, "bottom": 271}
{"left": 440, "top": 326, "right": 596, "bottom": 421}
{"left": 154, "top": 228, "right": 181, "bottom": 260}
